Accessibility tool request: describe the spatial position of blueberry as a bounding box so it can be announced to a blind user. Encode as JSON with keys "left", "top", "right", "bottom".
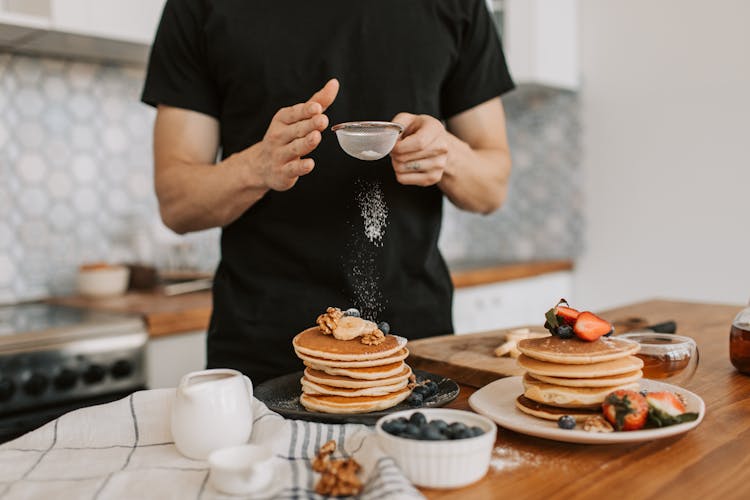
{"left": 412, "top": 385, "right": 430, "bottom": 397}
{"left": 557, "top": 415, "right": 576, "bottom": 430}
{"left": 446, "top": 422, "right": 468, "bottom": 439}
{"left": 604, "top": 328, "right": 614, "bottom": 337}
{"left": 378, "top": 321, "right": 390, "bottom": 334}
{"left": 383, "top": 419, "right": 407, "bottom": 435}
{"left": 453, "top": 429, "right": 472, "bottom": 440}
{"left": 424, "top": 381, "right": 439, "bottom": 395}
{"left": 402, "top": 423, "right": 420, "bottom": 438}
{"left": 556, "top": 324, "right": 574, "bottom": 339}
{"left": 430, "top": 419, "right": 448, "bottom": 432}
{"left": 409, "top": 412, "right": 427, "bottom": 427}
{"left": 419, "top": 425, "right": 447, "bottom": 441}
{"left": 406, "top": 392, "right": 423, "bottom": 407}
{"left": 343, "top": 308, "right": 360, "bottom": 317}
{"left": 469, "top": 426, "right": 485, "bottom": 437}
{"left": 639, "top": 389, "right": 649, "bottom": 397}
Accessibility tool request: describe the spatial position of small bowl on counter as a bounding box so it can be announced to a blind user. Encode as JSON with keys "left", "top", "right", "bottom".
{"left": 77, "top": 263, "right": 130, "bottom": 298}
{"left": 375, "top": 408, "right": 496, "bottom": 489}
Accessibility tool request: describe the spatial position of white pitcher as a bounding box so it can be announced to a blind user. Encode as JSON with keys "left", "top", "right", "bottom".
{"left": 171, "top": 369, "right": 254, "bottom": 460}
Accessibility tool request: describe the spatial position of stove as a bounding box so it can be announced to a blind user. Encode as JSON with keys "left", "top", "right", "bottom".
{"left": 0, "top": 302, "right": 148, "bottom": 443}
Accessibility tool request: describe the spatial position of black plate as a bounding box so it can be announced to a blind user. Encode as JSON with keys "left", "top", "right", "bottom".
{"left": 254, "top": 369, "right": 459, "bottom": 425}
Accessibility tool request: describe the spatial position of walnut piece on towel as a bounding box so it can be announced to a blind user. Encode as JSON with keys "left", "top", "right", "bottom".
{"left": 313, "top": 440, "right": 363, "bottom": 497}
{"left": 494, "top": 328, "right": 551, "bottom": 358}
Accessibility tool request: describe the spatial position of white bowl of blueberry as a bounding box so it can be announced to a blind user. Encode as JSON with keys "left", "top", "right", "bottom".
{"left": 375, "top": 408, "right": 496, "bottom": 489}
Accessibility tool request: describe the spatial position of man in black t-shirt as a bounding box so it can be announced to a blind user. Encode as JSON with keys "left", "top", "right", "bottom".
{"left": 142, "top": 0, "right": 515, "bottom": 383}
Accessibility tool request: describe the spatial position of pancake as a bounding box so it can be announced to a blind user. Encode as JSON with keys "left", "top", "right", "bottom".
{"left": 303, "top": 360, "right": 406, "bottom": 380}
{"left": 515, "top": 395, "right": 601, "bottom": 422}
{"left": 296, "top": 348, "right": 409, "bottom": 368}
{"left": 527, "top": 369, "right": 643, "bottom": 388}
{"left": 303, "top": 365, "right": 412, "bottom": 389}
{"left": 517, "top": 336, "right": 639, "bottom": 364}
{"left": 293, "top": 327, "right": 407, "bottom": 361}
{"left": 300, "top": 387, "right": 411, "bottom": 414}
{"left": 517, "top": 354, "right": 644, "bottom": 378}
{"left": 522, "top": 373, "right": 639, "bottom": 408}
{"left": 300, "top": 376, "right": 409, "bottom": 397}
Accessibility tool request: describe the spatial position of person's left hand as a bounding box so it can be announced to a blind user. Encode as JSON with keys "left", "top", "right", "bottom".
{"left": 390, "top": 113, "right": 450, "bottom": 186}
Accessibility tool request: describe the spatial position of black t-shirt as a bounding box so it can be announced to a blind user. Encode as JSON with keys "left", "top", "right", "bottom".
{"left": 142, "top": 0, "right": 514, "bottom": 383}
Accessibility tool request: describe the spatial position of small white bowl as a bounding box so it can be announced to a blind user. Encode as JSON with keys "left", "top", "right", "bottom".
{"left": 375, "top": 408, "right": 497, "bottom": 489}
{"left": 77, "top": 265, "right": 130, "bottom": 298}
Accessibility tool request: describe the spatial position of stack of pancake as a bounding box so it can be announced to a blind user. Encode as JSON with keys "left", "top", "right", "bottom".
{"left": 514, "top": 335, "right": 643, "bottom": 421}
{"left": 292, "top": 325, "right": 412, "bottom": 413}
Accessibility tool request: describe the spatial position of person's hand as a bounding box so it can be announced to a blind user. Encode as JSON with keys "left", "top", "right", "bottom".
{"left": 254, "top": 78, "right": 339, "bottom": 191}
{"left": 389, "top": 113, "right": 450, "bottom": 186}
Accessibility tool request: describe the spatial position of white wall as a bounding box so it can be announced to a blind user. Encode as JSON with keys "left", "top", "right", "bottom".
{"left": 575, "top": 0, "right": 750, "bottom": 310}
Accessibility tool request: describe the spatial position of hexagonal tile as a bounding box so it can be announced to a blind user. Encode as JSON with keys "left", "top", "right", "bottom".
{"left": 0, "top": 222, "right": 11, "bottom": 249}
{"left": 17, "top": 153, "right": 47, "bottom": 184}
{"left": 16, "top": 120, "right": 46, "bottom": 149}
{"left": 73, "top": 188, "right": 99, "bottom": 215}
{"left": 15, "top": 88, "right": 44, "bottom": 117}
{"left": 72, "top": 154, "right": 97, "bottom": 184}
{"left": 46, "top": 171, "right": 74, "bottom": 199}
{"left": 127, "top": 173, "right": 152, "bottom": 199}
{"left": 71, "top": 124, "right": 96, "bottom": 150}
{"left": 49, "top": 203, "right": 75, "bottom": 231}
{"left": 0, "top": 122, "right": 7, "bottom": 149}
{"left": 102, "top": 125, "right": 127, "bottom": 154}
{"left": 44, "top": 138, "right": 73, "bottom": 168}
{"left": 68, "top": 91, "right": 95, "bottom": 120}
{"left": 43, "top": 75, "right": 68, "bottom": 101}
{"left": 0, "top": 255, "right": 15, "bottom": 287}
{"left": 67, "top": 62, "right": 96, "bottom": 90}
{"left": 16, "top": 187, "right": 49, "bottom": 217}
{"left": 19, "top": 219, "right": 50, "bottom": 249}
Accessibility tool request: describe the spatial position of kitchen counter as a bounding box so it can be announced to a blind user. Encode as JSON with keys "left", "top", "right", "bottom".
{"left": 423, "top": 299, "right": 745, "bottom": 499}
{"left": 49, "top": 259, "right": 573, "bottom": 337}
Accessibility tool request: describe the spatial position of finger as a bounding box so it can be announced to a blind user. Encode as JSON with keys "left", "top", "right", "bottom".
{"left": 391, "top": 112, "right": 417, "bottom": 131}
{"left": 285, "top": 157, "right": 315, "bottom": 178}
{"left": 280, "top": 114, "right": 329, "bottom": 143}
{"left": 391, "top": 128, "right": 441, "bottom": 156}
{"left": 283, "top": 130, "right": 321, "bottom": 159}
{"left": 276, "top": 101, "right": 322, "bottom": 125}
{"left": 308, "top": 78, "right": 340, "bottom": 112}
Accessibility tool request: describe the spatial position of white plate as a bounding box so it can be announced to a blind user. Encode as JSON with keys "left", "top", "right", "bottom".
{"left": 468, "top": 376, "right": 705, "bottom": 444}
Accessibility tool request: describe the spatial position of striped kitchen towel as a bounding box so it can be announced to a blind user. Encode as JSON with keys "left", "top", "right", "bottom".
{"left": 0, "top": 389, "right": 423, "bottom": 499}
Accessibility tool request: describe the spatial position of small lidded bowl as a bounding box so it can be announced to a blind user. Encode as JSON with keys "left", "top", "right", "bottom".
{"left": 375, "top": 408, "right": 496, "bottom": 489}
{"left": 331, "top": 121, "right": 403, "bottom": 161}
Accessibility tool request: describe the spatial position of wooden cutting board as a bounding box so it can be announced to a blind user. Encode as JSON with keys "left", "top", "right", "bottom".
{"left": 407, "top": 327, "right": 538, "bottom": 388}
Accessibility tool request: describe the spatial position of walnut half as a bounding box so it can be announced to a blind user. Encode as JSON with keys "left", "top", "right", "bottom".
{"left": 313, "top": 440, "right": 363, "bottom": 497}
{"left": 582, "top": 415, "right": 614, "bottom": 433}
{"left": 361, "top": 328, "right": 385, "bottom": 345}
{"left": 316, "top": 307, "right": 343, "bottom": 334}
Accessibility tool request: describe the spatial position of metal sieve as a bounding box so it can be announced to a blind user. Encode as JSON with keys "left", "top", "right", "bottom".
{"left": 331, "top": 121, "right": 404, "bottom": 161}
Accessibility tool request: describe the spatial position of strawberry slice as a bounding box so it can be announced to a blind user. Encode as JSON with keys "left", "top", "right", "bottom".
{"left": 602, "top": 390, "right": 649, "bottom": 431}
{"left": 555, "top": 305, "right": 580, "bottom": 326}
{"left": 645, "top": 392, "right": 686, "bottom": 415}
{"left": 645, "top": 391, "right": 699, "bottom": 427}
{"left": 573, "top": 311, "right": 613, "bottom": 341}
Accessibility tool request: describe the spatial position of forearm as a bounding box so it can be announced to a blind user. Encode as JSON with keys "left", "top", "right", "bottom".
{"left": 156, "top": 145, "right": 267, "bottom": 234}
{"left": 438, "top": 134, "right": 511, "bottom": 214}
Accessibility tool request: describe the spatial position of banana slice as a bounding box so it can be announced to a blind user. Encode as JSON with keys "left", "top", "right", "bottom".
{"left": 332, "top": 316, "right": 378, "bottom": 341}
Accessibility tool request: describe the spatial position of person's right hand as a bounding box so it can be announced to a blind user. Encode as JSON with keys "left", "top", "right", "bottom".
{"left": 253, "top": 78, "right": 339, "bottom": 191}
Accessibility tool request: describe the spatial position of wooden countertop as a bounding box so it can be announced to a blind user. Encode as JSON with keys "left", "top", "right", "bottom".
{"left": 49, "top": 260, "right": 572, "bottom": 337}
{"left": 420, "top": 299, "right": 746, "bottom": 499}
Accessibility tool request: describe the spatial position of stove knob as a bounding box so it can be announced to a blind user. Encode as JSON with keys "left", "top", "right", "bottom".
{"left": 23, "top": 373, "right": 49, "bottom": 396}
{"left": 110, "top": 359, "right": 133, "bottom": 379}
{"left": 0, "top": 377, "right": 15, "bottom": 401}
{"left": 54, "top": 368, "right": 78, "bottom": 391}
{"left": 83, "top": 364, "right": 106, "bottom": 385}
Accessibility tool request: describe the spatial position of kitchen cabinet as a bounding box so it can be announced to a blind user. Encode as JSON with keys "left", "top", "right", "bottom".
{"left": 452, "top": 270, "right": 572, "bottom": 334}
{"left": 0, "top": 0, "right": 165, "bottom": 65}
{"left": 146, "top": 329, "right": 206, "bottom": 389}
{"left": 491, "top": 0, "right": 579, "bottom": 89}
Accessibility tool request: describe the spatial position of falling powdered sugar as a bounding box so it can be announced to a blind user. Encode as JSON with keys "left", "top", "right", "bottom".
{"left": 356, "top": 179, "right": 388, "bottom": 246}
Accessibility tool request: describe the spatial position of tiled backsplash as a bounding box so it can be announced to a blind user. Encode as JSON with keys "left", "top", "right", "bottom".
{"left": 0, "top": 53, "right": 580, "bottom": 304}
